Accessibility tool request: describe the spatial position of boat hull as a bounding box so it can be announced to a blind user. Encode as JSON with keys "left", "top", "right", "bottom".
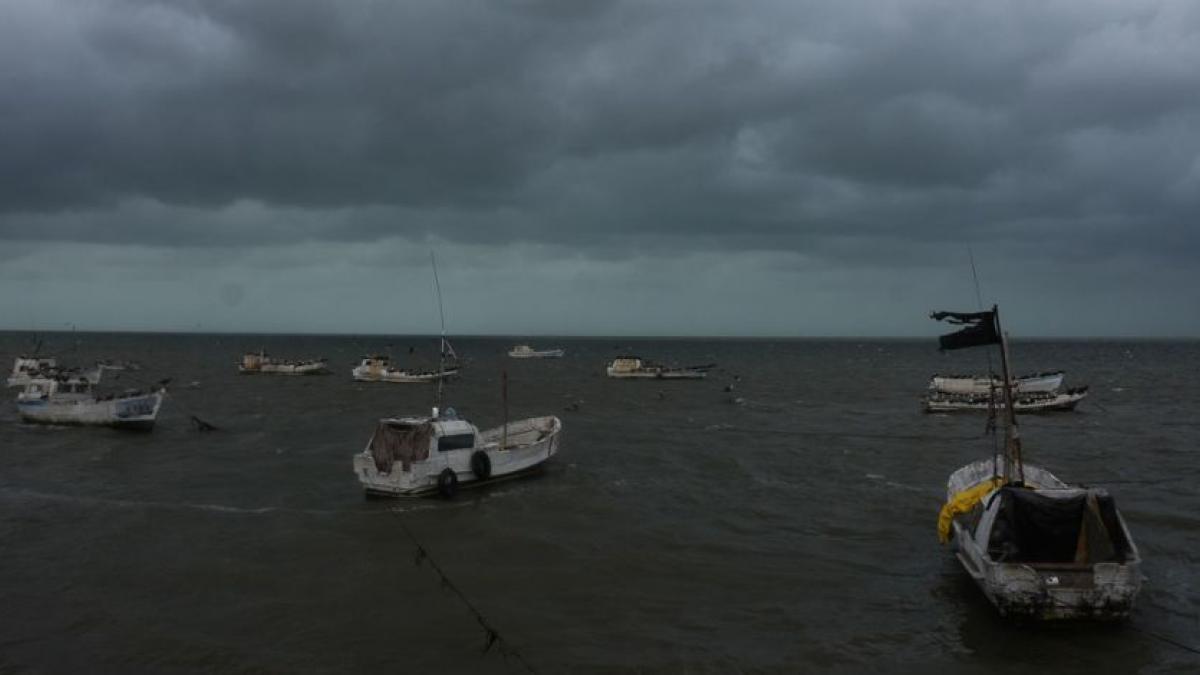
{"left": 508, "top": 349, "right": 564, "bottom": 359}
{"left": 240, "top": 362, "right": 328, "bottom": 375}
{"left": 931, "top": 371, "right": 1064, "bottom": 395}
{"left": 352, "top": 367, "right": 460, "bottom": 383}
{"left": 924, "top": 388, "right": 1087, "bottom": 414}
{"left": 606, "top": 369, "right": 706, "bottom": 379}
{"left": 16, "top": 391, "right": 165, "bottom": 430}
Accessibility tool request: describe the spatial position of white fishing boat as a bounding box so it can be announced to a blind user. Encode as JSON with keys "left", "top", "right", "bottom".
{"left": 605, "top": 356, "right": 710, "bottom": 380}
{"left": 924, "top": 386, "right": 1089, "bottom": 414}
{"left": 932, "top": 306, "right": 1141, "bottom": 620}
{"left": 238, "top": 350, "right": 329, "bottom": 375}
{"left": 930, "top": 370, "right": 1064, "bottom": 395}
{"left": 16, "top": 374, "right": 166, "bottom": 430}
{"left": 352, "top": 355, "right": 460, "bottom": 383}
{"left": 7, "top": 356, "right": 58, "bottom": 388}
{"left": 353, "top": 407, "right": 562, "bottom": 497}
{"left": 508, "top": 345, "right": 565, "bottom": 359}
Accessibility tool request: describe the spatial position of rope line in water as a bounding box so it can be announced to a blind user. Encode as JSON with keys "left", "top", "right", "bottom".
{"left": 1129, "top": 625, "right": 1200, "bottom": 657}
{"left": 386, "top": 508, "right": 539, "bottom": 674}
{"left": 703, "top": 424, "right": 989, "bottom": 443}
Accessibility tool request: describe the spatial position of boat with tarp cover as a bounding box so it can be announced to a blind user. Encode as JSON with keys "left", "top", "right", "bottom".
{"left": 930, "top": 306, "right": 1141, "bottom": 620}
{"left": 353, "top": 407, "right": 561, "bottom": 497}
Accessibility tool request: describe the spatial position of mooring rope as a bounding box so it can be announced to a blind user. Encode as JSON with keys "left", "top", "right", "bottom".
{"left": 385, "top": 508, "right": 540, "bottom": 674}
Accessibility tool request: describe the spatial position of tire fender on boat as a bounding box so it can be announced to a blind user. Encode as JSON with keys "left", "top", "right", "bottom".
{"left": 437, "top": 468, "right": 459, "bottom": 498}
{"left": 471, "top": 451, "right": 492, "bottom": 480}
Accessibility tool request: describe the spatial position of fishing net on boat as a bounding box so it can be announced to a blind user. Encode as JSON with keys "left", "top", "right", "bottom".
{"left": 370, "top": 422, "right": 433, "bottom": 473}
{"left": 987, "top": 487, "right": 1132, "bottom": 564}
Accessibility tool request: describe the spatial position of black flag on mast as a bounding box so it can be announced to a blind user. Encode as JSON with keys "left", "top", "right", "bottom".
{"left": 930, "top": 310, "right": 1000, "bottom": 350}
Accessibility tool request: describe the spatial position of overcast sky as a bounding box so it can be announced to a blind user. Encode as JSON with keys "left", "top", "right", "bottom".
{"left": 1, "top": 0, "right": 1197, "bottom": 336}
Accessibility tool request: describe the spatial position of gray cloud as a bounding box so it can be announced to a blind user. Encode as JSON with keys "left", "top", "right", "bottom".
{"left": 0, "top": 0, "right": 1197, "bottom": 334}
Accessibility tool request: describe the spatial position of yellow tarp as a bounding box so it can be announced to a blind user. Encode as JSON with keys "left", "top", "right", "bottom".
{"left": 937, "top": 477, "right": 1005, "bottom": 544}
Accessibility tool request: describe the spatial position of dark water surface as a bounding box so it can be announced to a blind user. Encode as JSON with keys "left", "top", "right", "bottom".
{"left": 1, "top": 332, "right": 1197, "bottom": 673}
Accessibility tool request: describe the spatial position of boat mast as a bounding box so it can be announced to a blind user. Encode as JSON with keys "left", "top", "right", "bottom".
{"left": 431, "top": 251, "right": 447, "bottom": 413}
{"left": 992, "top": 304, "right": 1024, "bottom": 483}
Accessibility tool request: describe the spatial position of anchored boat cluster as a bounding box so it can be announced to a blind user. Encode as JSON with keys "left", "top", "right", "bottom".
{"left": 6, "top": 305, "right": 1144, "bottom": 622}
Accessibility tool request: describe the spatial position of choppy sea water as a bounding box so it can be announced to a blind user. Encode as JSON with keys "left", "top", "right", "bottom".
{"left": 1, "top": 332, "right": 1197, "bottom": 674}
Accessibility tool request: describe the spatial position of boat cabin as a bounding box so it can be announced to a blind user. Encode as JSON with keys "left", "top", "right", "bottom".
{"left": 608, "top": 357, "right": 645, "bottom": 373}
{"left": 18, "top": 375, "right": 94, "bottom": 402}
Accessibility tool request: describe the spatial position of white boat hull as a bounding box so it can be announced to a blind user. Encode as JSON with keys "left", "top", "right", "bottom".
{"left": 606, "top": 368, "right": 706, "bottom": 380}
{"left": 930, "top": 371, "right": 1064, "bottom": 395}
{"left": 352, "top": 367, "right": 460, "bottom": 383}
{"left": 240, "top": 362, "right": 328, "bottom": 375}
{"left": 353, "top": 416, "right": 561, "bottom": 496}
{"left": 508, "top": 349, "right": 564, "bottom": 359}
{"left": 17, "top": 390, "right": 165, "bottom": 430}
{"left": 924, "top": 387, "right": 1087, "bottom": 414}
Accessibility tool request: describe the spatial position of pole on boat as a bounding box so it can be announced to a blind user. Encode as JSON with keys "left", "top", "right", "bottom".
{"left": 502, "top": 370, "right": 509, "bottom": 451}
{"left": 431, "top": 251, "right": 446, "bottom": 413}
{"left": 992, "top": 305, "right": 1024, "bottom": 483}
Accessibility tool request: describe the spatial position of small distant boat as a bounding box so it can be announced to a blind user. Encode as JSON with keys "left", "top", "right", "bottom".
{"left": 605, "top": 356, "right": 710, "bottom": 380}
{"left": 353, "top": 407, "right": 562, "bottom": 497}
{"left": 508, "top": 345, "right": 565, "bottom": 359}
{"left": 238, "top": 350, "right": 329, "bottom": 375}
{"left": 931, "top": 305, "right": 1140, "bottom": 620}
{"left": 7, "top": 356, "right": 58, "bottom": 388}
{"left": 16, "top": 373, "right": 166, "bottom": 430}
{"left": 930, "top": 370, "right": 1064, "bottom": 395}
{"left": 924, "top": 386, "right": 1088, "bottom": 414}
{"left": 351, "top": 355, "right": 460, "bottom": 383}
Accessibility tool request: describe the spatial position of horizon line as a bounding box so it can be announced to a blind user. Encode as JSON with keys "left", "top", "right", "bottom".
{"left": 0, "top": 328, "right": 1196, "bottom": 341}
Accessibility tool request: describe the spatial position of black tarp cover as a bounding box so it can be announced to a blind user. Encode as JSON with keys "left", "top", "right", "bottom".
{"left": 987, "top": 487, "right": 1132, "bottom": 564}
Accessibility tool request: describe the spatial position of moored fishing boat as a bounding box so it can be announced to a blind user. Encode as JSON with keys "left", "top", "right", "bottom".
{"left": 924, "top": 386, "right": 1088, "bottom": 414}
{"left": 930, "top": 370, "right": 1064, "bottom": 395}
{"left": 16, "top": 373, "right": 166, "bottom": 430}
{"left": 508, "top": 345, "right": 565, "bottom": 359}
{"left": 238, "top": 350, "right": 329, "bottom": 375}
{"left": 605, "top": 356, "right": 710, "bottom": 379}
{"left": 931, "top": 306, "right": 1141, "bottom": 620}
{"left": 353, "top": 407, "right": 562, "bottom": 497}
{"left": 351, "top": 355, "right": 460, "bottom": 383}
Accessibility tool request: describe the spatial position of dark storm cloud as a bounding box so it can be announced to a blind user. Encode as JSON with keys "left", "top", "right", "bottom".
{"left": 0, "top": 0, "right": 1198, "bottom": 269}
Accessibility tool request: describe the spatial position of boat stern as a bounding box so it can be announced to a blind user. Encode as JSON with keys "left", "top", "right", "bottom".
{"left": 984, "top": 560, "right": 1141, "bottom": 620}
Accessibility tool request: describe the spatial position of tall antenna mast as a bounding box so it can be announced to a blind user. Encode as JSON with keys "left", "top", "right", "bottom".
{"left": 969, "top": 246, "right": 1001, "bottom": 477}
{"left": 431, "top": 251, "right": 447, "bottom": 411}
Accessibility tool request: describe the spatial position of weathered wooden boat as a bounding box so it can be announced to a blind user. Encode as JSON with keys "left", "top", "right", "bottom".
{"left": 351, "top": 355, "right": 460, "bottom": 383}
{"left": 238, "top": 350, "right": 329, "bottom": 375}
{"left": 7, "top": 356, "right": 58, "bottom": 388}
{"left": 930, "top": 370, "right": 1064, "bottom": 396}
{"left": 352, "top": 407, "right": 562, "bottom": 497}
{"left": 924, "top": 386, "right": 1088, "bottom": 414}
{"left": 931, "top": 306, "right": 1141, "bottom": 620}
{"left": 508, "top": 345, "right": 565, "bottom": 359}
{"left": 940, "top": 457, "right": 1141, "bottom": 620}
{"left": 606, "top": 356, "right": 710, "bottom": 380}
{"left": 16, "top": 374, "right": 166, "bottom": 430}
